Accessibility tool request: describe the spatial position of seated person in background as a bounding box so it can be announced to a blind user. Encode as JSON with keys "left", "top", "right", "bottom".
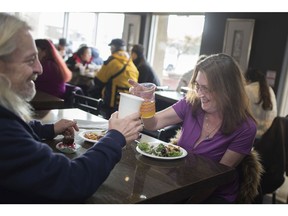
{"left": 176, "top": 55, "right": 207, "bottom": 92}
{"left": 129, "top": 53, "right": 257, "bottom": 203}
{"left": 34, "top": 39, "right": 72, "bottom": 99}
{"left": 89, "top": 38, "right": 139, "bottom": 118}
{"left": 66, "top": 45, "right": 98, "bottom": 94}
{"left": 131, "top": 44, "right": 160, "bottom": 86}
{"left": 66, "top": 45, "right": 98, "bottom": 72}
{"left": 0, "top": 13, "right": 143, "bottom": 204}
{"left": 245, "top": 68, "right": 277, "bottom": 139}
{"left": 91, "top": 47, "right": 103, "bottom": 66}
{"left": 56, "top": 38, "right": 72, "bottom": 60}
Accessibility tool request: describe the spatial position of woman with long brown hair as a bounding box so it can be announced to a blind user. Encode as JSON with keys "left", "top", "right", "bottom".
{"left": 130, "top": 53, "right": 257, "bottom": 203}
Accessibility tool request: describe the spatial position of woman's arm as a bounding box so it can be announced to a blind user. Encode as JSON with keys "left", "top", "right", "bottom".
{"left": 142, "top": 106, "right": 182, "bottom": 131}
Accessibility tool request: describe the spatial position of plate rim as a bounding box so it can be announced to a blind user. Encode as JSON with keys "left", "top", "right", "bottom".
{"left": 78, "top": 129, "right": 106, "bottom": 143}
{"left": 55, "top": 142, "right": 80, "bottom": 154}
{"left": 136, "top": 141, "right": 187, "bottom": 160}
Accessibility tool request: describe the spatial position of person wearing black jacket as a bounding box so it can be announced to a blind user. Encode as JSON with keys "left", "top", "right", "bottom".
{"left": 131, "top": 44, "right": 160, "bottom": 86}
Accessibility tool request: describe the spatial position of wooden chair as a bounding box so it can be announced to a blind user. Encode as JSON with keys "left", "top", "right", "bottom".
{"left": 72, "top": 91, "right": 104, "bottom": 117}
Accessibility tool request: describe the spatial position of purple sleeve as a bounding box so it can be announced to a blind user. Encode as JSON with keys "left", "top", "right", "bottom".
{"left": 172, "top": 98, "right": 190, "bottom": 120}
{"left": 228, "top": 119, "right": 256, "bottom": 155}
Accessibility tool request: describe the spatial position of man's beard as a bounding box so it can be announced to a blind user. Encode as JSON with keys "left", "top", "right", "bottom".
{"left": 13, "top": 82, "right": 36, "bottom": 102}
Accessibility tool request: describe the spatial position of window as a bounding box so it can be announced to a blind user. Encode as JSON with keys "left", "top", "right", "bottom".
{"left": 67, "top": 12, "right": 98, "bottom": 52}
{"left": 148, "top": 14, "right": 205, "bottom": 89}
{"left": 14, "top": 12, "right": 204, "bottom": 89}
{"left": 95, "top": 13, "right": 125, "bottom": 60}
{"left": 17, "top": 12, "right": 124, "bottom": 60}
{"left": 17, "top": 12, "right": 65, "bottom": 45}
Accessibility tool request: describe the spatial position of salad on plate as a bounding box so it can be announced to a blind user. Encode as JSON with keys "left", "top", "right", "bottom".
{"left": 136, "top": 141, "right": 187, "bottom": 160}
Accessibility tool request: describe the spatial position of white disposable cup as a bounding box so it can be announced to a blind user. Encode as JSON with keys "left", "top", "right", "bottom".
{"left": 118, "top": 93, "right": 144, "bottom": 119}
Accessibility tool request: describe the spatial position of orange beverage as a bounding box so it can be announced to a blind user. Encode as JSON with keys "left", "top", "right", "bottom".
{"left": 132, "top": 82, "right": 156, "bottom": 118}
{"left": 140, "top": 101, "right": 155, "bottom": 118}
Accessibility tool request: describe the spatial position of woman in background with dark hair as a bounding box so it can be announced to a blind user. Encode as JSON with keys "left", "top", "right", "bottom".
{"left": 35, "top": 39, "right": 72, "bottom": 98}
{"left": 131, "top": 44, "right": 160, "bottom": 86}
{"left": 245, "top": 68, "right": 277, "bottom": 139}
{"left": 66, "top": 45, "right": 97, "bottom": 72}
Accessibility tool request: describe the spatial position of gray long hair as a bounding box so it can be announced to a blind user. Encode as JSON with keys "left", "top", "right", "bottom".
{"left": 0, "top": 13, "right": 33, "bottom": 121}
{"left": 0, "top": 74, "right": 32, "bottom": 121}
{"left": 0, "top": 13, "right": 31, "bottom": 59}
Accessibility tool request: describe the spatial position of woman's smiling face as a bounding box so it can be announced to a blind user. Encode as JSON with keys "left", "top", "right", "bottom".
{"left": 195, "top": 71, "right": 218, "bottom": 114}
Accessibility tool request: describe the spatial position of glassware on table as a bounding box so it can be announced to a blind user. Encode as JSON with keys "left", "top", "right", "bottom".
{"left": 131, "top": 83, "right": 156, "bottom": 118}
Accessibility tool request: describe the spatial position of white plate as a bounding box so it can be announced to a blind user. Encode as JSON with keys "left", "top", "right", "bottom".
{"left": 56, "top": 142, "right": 81, "bottom": 154}
{"left": 136, "top": 141, "right": 187, "bottom": 160}
{"left": 78, "top": 130, "right": 106, "bottom": 143}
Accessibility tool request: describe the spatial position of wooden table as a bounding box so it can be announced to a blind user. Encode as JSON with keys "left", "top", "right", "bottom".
{"left": 34, "top": 108, "right": 236, "bottom": 204}
{"left": 31, "top": 91, "right": 65, "bottom": 110}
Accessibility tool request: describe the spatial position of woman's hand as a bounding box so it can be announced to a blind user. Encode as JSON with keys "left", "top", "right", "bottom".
{"left": 128, "top": 79, "right": 146, "bottom": 94}
{"left": 109, "top": 111, "right": 143, "bottom": 145}
{"left": 54, "top": 119, "right": 79, "bottom": 137}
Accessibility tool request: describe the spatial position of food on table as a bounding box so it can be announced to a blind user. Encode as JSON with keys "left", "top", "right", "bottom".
{"left": 137, "top": 142, "right": 182, "bottom": 157}
{"left": 62, "top": 131, "right": 75, "bottom": 147}
{"left": 84, "top": 131, "right": 105, "bottom": 141}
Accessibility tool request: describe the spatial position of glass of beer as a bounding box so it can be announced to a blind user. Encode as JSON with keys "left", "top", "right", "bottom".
{"left": 132, "top": 83, "right": 156, "bottom": 118}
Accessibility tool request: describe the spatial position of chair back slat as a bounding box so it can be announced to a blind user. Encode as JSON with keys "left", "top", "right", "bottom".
{"left": 72, "top": 91, "right": 104, "bottom": 117}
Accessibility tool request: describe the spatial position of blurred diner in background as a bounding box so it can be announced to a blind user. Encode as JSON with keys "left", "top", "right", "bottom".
{"left": 245, "top": 68, "right": 278, "bottom": 140}
{"left": 34, "top": 39, "right": 72, "bottom": 99}
{"left": 56, "top": 37, "right": 73, "bottom": 61}
{"left": 88, "top": 38, "right": 139, "bottom": 119}
{"left": 131, "top": 44, "right": 160, "bottom": 86}
{"left": 66, "top": 45, "right": 100, "bottom": 95}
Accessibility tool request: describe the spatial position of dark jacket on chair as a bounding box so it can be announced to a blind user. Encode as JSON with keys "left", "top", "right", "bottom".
{"left": 253, "top": 116, "right": 287, "bottom": 194}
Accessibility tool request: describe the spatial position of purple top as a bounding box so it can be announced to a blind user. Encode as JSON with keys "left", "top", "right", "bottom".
{"left": 172, "top": 99, "right": 256, "bottom": 202}
{"left": 35, "top": 59, "right": 66, "bottom": 99}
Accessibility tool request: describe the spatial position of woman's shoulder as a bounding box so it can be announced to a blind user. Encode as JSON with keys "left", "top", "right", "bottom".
{"left": 172, "top": 98, "right": 195, "bottom": 117}
{"left": 239, "top": 116, "right": 257, "bottom": 135}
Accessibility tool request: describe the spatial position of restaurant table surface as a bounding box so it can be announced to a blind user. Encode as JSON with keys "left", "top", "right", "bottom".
{"left": 155, "top": 90, "right": 184, "bottom": 104}
{"left": 34, "top": 108, "right": 236, "bottom": 204}
{"left": 31, "top": 90, "right": 65, "bottom": 110}
{"left": 155, "top": 90, "right": 184, "bottom": 111}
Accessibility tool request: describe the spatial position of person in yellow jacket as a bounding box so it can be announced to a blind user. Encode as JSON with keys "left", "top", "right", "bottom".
{"left": 90, "top": 38, "right": 139, "bottom": 118}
